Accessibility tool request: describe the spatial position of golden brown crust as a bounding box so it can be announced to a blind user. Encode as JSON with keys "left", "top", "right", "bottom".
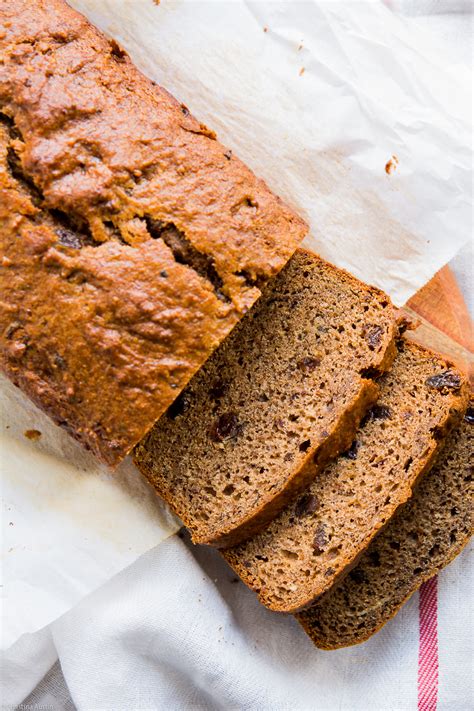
{"left": 0, "top": 0, "right": 306, "bottom": 464}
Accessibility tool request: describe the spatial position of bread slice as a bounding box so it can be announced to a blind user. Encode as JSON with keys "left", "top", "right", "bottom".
{"left": 223, "top": 341, "right": 469, "bottom": 610}
{"left": 134, "top": 249, "right": 399, "bottom": 547}
{"left": 297, "top": 403, "right": 473, "bottom": 649}
{"left": 0, "top": 0, "right": 306, "bottom": 465}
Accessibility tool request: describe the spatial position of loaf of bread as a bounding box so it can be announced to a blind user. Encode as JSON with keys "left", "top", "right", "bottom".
{"left": 223, "top": 341, "right": 469, "bottom": 611}
{"left": 0, "top": 0, "right": 306, "bottom": 464}
{"left": 134, "top": 249, "right": 399, "bottom": 547}
{"left": 298, "top": 403, "right": 473, "bottom": 648}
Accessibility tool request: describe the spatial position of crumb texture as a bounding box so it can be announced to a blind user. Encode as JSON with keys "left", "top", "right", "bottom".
{"left": 223, "top": 342, "right": 469, "bottom": 611}
{"left": 298, "top": 404, "right": 473, "bottom": 649}
{"left": 0, "top": 0, "right": 306, "bottom": 464}
{"left": 135, "top": 250, "right": 398, "bottom": 546}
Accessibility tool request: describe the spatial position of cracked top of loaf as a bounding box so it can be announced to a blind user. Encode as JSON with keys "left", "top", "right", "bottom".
{"left": 0, "top": 0, "right": 307, "bottom": 464}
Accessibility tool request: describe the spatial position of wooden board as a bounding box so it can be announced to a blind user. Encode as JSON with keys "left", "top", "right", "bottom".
{"left": 404, "top": 265, "right": 473, "bottom": 384}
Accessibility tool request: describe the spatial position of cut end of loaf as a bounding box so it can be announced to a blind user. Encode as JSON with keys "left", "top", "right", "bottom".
{"left": 0, "top": 0, "right": 307, "bottom": 465}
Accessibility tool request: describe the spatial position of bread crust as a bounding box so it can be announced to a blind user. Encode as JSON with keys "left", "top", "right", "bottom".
{"left": 0, "top": 0, "right": 306, "bottom": 464}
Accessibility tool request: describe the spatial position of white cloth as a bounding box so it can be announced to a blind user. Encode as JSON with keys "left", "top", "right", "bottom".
{"left": 3, "top": 536, "right": 473, "bottom": 710}
{"left": 1, "top": 1, "right": 473, "bottom": 709}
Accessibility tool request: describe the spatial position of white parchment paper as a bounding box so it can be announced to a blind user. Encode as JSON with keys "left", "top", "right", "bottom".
{"left": 1, "top": 0, "right": 472, "bottom": 650}
{"left": 1, "top": 377, "right": 179, "bottom": 650}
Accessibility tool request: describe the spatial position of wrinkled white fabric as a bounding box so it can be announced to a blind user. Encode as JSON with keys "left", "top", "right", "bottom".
{"left": 3, "top": 536, "right": 472, "bottom": 710}
{"left": 1, "top": 1, "right": 472, "bottom": 710}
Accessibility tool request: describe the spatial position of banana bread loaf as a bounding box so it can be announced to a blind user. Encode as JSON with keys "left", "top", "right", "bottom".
{"left": 0, "top": 0, "right": 306, "bottom": 465}
{"left": 223, "top": 341, "right": 469, "bottom": 610}
{"left": 134, "top": 249, "right": 399, "bottom": 547}
{"left": 297, "top": 403, "right": 473, "bottom": 649}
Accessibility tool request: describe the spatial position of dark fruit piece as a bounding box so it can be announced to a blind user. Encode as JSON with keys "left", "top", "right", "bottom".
{"left": 343, "top": 440, "right": 359, "bottom": 460}
{"left": 463, "top": 407, "right": 474, "bottom": 424}
{"left": 167, "top": 392, "right": 190, "bottom": 420}
{"left": 56, "top": 227, "right": 83, "bottom": 249}
{"left": 425, "top": 371, "right": 461, "bottom": 392}
{"left": 295, "top": 494, "right": 319, "bottom": 517}
{"left": 363, "top": 325, "right": 384, "bottom": 350}
{"left": 210, "top": 412, "right": 241, "bottom": 442}
{"left": 313, "top": 523, "right": 328, "bottom": 554}
{"left": 370, "top": 404, "right": 392, "bottom": 420}
{"left": 297, "top": 356, "right": 321, "bottom": 372}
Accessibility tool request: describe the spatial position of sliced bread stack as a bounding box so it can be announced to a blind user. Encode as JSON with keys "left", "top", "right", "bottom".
{"left": 134, "top": 247, "right": 471, "bottom": 648}
{"left": 135, "top": 249, "right": 399, "bottom": 547}
{"left": 223, "top": 341, "right": 468, "bottom": 611}
{"left": 298, "top": 403, "right": 473, "bottom": 648}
